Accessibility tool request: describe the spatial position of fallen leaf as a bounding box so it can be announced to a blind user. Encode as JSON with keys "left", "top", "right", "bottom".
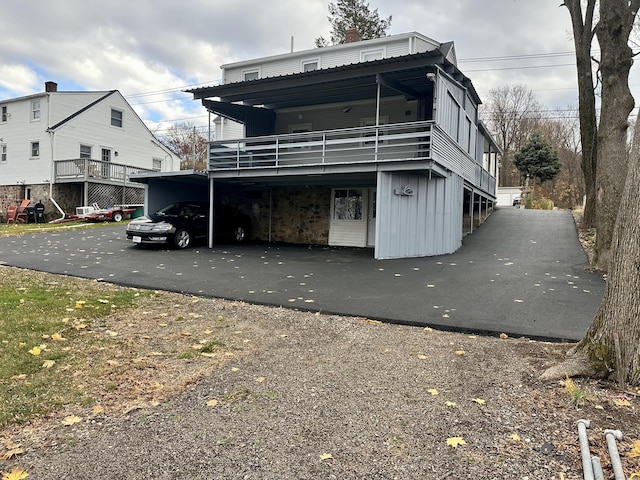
{"left": 630, "top": 472, "right": 640, "bottom": 479}
{"left": 319, "top": 453, "right": 333, "bottom": 460}
{"left": 417, "top": 354, "right": 428, "bottom": 360}
{"left": 256, "top": 377, "right": 266, "bottom": 383}
{"left": 427, "top": 388, "right": 439, "bottom": 396}
{"left": 206, "top": 399, "right": 219, "bottom": 407}
{"left": 627, "top": 440, "right": 640, "bottom": 458}
{"left": 514, "top": 299, "right": 524, "bottom": 303}
{"left": 455, "top": 350, "right": 465, "bottom": 355}
{"left": 614, "top": 399, "right": 632, "bottom": 407}
{"left": 10, "top": 374, "right": 27, "bottom": 381}
{"left": 51, "top": 333, "right": 64, "bottom": 341}
{"left": 471, "top": 398, "right": 486, "bottom": 405}
{"left": 41, "top": 360, "right": 55, "bottom": 369}
{"left": 2, "top": 468, "right": 29, "bottom": 480}
{"left": 1, "top": 446, "right": 24, "bottom": 461}
{"left": 510, "top": 433, "right": 521, "bottom": 441}
{"left": 445, "top": 401, "right": 457, "bottom": 407}
{"left": 446, "top": 437, "right": 466, "bottom": 448}
{"left": 28, "top": 346, "right": 41, "bottom": 356}
{"left": 61, "top": 415, "right": 82, "bottom": 426}
{"left": 499, "top": 333, "right": 508, "bottom": 339}
{"left": 92, "top": 405, "right": 105, "bottom": 415}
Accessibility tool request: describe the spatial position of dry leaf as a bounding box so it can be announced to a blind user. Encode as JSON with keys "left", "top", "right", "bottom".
{"left": 510, "top": 433, "right": 521, "bottom": 441}
{"left": 1, "top": 445, "right": 24, "bottom": 461}
{"left": 51, "top": 333, "right": 64, "bottom": 341}
{"left": 472, "top": 398, "right": 486, "bottom": 405}
{"left": 92, "top": 405, "right": 105, "bottom": 415}
{"left": 2, "top": 468, "right": 29, "bottom": 480}
{"left": 28, "top": 346, "right": 41, "bottom": 356}
{"left": 445, "top": 401, "right": 457, "bottom": 407}
{"left": 446, "top": 437, "right": 466, "bottom": 448}
{"left": 417, "top": 354, "right": 428, "bottom": 360}
{"left": 427, "top": 389, "right": 439, "bottom": 396}
{"left": 206, "top": 399, "right": 219, "bottom": 407}
{"left": 41, "top": 360, "right": 55, "bottom": 369}
{"left": 256, "top": 377, "right": 266, "bottom": 383}
{"left": 627, "top": 440, "right": 640, "bottom": 458}
{"left": 319, "top": 453, "right": 333, "bottom": 460}
{"left": 499, "top": 333, "right": 508, "bottom": 339}
{"left": 614, "top": 399, "right": 631, "bottom": 407}
{"left": 455, "top": 350, "right": 465, "bottom": 355}
{"left": 62, "top": 415, "right": 82, "bottom": 426}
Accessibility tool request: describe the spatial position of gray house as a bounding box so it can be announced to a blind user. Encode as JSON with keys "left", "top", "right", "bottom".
{"left": 135, "top": 31, "right": 499, "bottom": 259}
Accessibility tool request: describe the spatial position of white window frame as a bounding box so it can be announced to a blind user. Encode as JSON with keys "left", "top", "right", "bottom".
{"left": 110, "top": 108, "right": 123, "bottom": 128}
{"left": 31, "top": 100, "right": 41, "bottom": 122}
{"left": 152, "top": 158, "right": 162, "bottom": 171}
{"left": 80, "top": 144, "right": 92, "bottom": 159}
{"left": 1, "top": 105, "right": 7, "bottom": 123}
{"left": 360, "top": 47, "right": 385, "bottom": 62}
{"left": 30, "top": 141, "right": 40, "bottom": 158}
{"left": 301, "top": 58, "right": 320, "bottom": 72}
{"left": 242, "top": 68, "right": 260, "bottom": 81}
{"left": 1, "top": 144, "right": 6, "bottom": 163}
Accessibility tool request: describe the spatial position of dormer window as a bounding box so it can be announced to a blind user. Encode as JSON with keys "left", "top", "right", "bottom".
{"left": 302, "top": 59, "right": 320, "bottom": 72}
{"left": 361, "top": 48, "right": 385, "bottom": 62}
{"left": 243, "top": 69, "right": 260, "bottom": 81}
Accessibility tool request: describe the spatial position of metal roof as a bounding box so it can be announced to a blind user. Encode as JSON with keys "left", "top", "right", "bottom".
{"left": 187, "top": 50, "right": 482, "bottom": 110}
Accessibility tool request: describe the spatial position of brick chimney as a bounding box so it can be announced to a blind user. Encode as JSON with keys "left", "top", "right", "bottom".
{"left": 45, "top": 81, "right": 58, "bottom": 93}
{"left": 345, "top": 28, "right": 361, "bottom": 43}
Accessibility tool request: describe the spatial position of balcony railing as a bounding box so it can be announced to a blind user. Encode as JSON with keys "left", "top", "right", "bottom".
{"left": 54, "top": 158, "right": 155, "bottom": 184}
{"left": 209, "top": 121, "right": 495, "bottom": 194}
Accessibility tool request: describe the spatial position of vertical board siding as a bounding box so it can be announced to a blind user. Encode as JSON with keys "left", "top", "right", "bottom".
{"left": 375, "top": 171, "right": 463, "bottom": 259}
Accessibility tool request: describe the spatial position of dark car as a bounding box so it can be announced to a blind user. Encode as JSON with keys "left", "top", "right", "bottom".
{"left": 126, "top": 202, "right": 250, "bottom": 249}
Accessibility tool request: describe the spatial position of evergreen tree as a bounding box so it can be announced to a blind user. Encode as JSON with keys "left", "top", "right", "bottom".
{"left": 513, "top": 132, "right": 561, "bottom": 184}
{"left": 315, "top": 0, "right": 391, "bottom": 47}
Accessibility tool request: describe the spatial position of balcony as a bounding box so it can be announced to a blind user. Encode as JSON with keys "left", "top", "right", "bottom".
{"left": 54, "top": 158, "right": 155, "bottom": 185}
{"left": 209, "top": 121, "right": 496, "bottom": 194}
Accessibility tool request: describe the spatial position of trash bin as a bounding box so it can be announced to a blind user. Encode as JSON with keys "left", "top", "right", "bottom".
{"left": 34, "top": 202, "right": 46, "bottom": 223}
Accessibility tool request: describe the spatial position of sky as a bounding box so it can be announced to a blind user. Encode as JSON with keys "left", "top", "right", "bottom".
{"left": 1, "top": 0, "right": 635, "bottom": 136}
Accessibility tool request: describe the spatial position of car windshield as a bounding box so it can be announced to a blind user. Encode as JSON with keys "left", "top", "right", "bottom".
{"left": 155, "top": 203, "right": 204, "bottom": 217}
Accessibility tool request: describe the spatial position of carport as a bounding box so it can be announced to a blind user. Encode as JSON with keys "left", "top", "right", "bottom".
{"left": 129, "top": 170, "right": 209, "bottom": 215}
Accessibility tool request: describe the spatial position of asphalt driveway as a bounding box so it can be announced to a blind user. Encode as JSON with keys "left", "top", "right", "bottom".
{"left": 0, "top": 207, "right": 604, "bottom": 341}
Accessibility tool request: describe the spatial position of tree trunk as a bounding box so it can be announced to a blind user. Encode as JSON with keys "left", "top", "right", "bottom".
{"left": 577, "top": 115, "right": 640, "bottom": 387}
{"left": 563, "top": 0, "right": 597, "bottom": 228}
{"left": 593, "top": 0, "right": 638, "bottom": 270}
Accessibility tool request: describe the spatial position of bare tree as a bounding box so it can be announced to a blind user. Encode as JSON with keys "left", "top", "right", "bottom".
{"left": 162, "top": 122, "right": 208, "bottom": 171}
{"left": 481, "top": 85, "right": 544, "bottom": 187}
{"left": 562, "top": 0, "right": 598, "bottom": 227}
{"left": 592, "top": 0, "right": 639, "bottom": 270}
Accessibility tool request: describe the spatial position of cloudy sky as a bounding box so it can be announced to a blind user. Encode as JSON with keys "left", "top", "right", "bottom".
{"left": 1, "top": 0, "right": 634, "bottom": 136}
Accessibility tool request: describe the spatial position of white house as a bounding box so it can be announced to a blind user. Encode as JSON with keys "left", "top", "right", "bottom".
{"left": 134, "top": 31, "right": 500, "bottom": 259}
{"left": 0, "top": 81, "right": 178, "bottom": 219}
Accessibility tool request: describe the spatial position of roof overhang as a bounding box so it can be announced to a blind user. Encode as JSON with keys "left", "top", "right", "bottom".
{"left": 129, "top": 170, "right": 208, "bottom": 186}
{"left": 188, "top": 50, "right": 481, "bottom": 113}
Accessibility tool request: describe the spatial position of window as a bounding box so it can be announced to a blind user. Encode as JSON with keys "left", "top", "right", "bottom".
{"left": 361, "top": 48, "right": 385, "bottom": 62}
{"left": 1, "top": 106, "right": 7, "bottom": 122}
{"left": 152, "top": 158, "right": 162, "bottom": 171}
{"left": 333, "top": 189, "right": 363, "bottom": 221}
{"left": 80, "top": 145, "right": 92, "bottom": 158}
{"left": 243, "top": 69, "right": 259, "bottom": 81}
{"left": 31, "top": 141, "right": 40, "bottom": 158}
{"left": 101, "top": 148, "right": 111, "bottom": 162}
{"left": 301, "top": 59, "right": 319, "bottom": 72}
{"left": 110, "top": 109, "right": 123, "bottom": 127}
{"left": 1, "top": 144, "right": 6, "bottom": 162}
{"left": 31, "top": 100, "right": 41, "bottom": 121}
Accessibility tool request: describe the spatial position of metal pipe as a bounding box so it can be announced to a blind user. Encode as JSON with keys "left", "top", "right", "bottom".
{"left": 604, "top": 429, "right": 625, "bottom": 480}
{"left": 577, "top": 419, "right": 594, "bottom": 480}
{"left": 591, "top": 456, "right": 604, "bottom": 480}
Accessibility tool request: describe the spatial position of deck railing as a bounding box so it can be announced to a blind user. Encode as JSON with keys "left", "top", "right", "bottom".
{"left": 208, "top": 121, "right": 495, "bottom": 191}
{"left": 54, "top": 159, "right": 154, "bottom": 184}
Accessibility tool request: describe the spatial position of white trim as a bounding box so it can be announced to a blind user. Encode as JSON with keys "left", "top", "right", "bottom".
{"left": 242, "top": 68, "right": 260, "bottom": 81}
{"left": 301, "top": 57, "right": 320, "bottom": 72}
{"left": 360, "top": 47, "right": 386, "bottom": 62}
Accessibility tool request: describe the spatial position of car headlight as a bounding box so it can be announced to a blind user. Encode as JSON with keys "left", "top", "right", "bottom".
{"left": 150, "top": 222, "right": 175, "bottom": 233}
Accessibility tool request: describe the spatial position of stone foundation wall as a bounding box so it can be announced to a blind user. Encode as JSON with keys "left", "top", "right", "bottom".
{"left": 0, "top": 183, "right": 82, "bottom": 222}
{"left": 218, "top": 186, "right": 331, "bottom": 245}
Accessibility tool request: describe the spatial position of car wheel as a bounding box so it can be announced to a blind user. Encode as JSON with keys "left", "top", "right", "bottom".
{"left": 174, "top": 229, "right": 192, "bottom": 249}
{"left": 112, "top": 211, "right": 124, "bottom": 222}
{"left": 233, "top": 226, "right": 246, "bottom": 242}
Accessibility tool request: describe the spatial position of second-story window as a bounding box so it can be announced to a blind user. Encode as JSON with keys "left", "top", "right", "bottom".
{"left": 80, "top": 145, "right": 92, "bottom": 158}
{"left": 31, "top": 100, "right": 41, "bottom": 121}
{"left": 302, "top": 59, "right": 319, "bottom": 72}
{"left": 361, "top": 48, "right": 385, "bottom": 62}
{"left": 1, "top": 106, "right": 7, "bottom": 122}
{"left": 111, "top": 109, "right": 123, "bottom": 127}
{"left": 243, "top": 69, "right": 259, "bottom": 81}
{"left": 152, "top": 158, "right": 162, "bottom": 171}
{"left": 1, "top": 144, "right": 7, "bottom": 162}
{"left": 31, "top": 141, "right": 40, "bottom": 158}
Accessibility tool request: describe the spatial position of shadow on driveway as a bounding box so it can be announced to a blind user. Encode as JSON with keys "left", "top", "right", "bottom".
{"left": 0, "top": 207, "right": 604, "bottom": 341}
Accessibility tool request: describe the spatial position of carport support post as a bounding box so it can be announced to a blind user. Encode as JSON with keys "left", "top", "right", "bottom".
{"left": 209, "top": 178, "right": 215, "bottom": 249}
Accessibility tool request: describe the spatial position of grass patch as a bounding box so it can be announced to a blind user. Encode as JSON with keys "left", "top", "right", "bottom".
{"left": 0, "top": 220, "right": 119, "bottom": 238}
{"left": 0, "top": 267, "right": 149, "bottom": 427}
